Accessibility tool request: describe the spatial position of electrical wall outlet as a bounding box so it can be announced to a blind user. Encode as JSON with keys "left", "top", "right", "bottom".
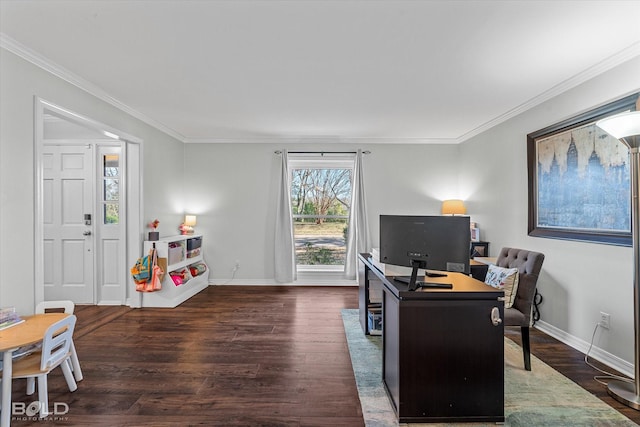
{"left": 600, "top": 312, "right": 611, "bottom": 329}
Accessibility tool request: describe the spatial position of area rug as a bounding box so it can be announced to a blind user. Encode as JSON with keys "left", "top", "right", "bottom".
{"left": 341, "top": 309, "right": 637, "bottom": 427}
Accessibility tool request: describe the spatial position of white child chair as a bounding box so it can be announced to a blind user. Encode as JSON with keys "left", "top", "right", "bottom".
{"left": 2, "top": 315, "right": 78, "bottom": 417}
{"left": 34, "top": 301, "right": 83, "bottom": 382}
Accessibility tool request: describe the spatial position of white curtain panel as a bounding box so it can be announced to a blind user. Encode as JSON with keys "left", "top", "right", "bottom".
{"left": 274, "top": 150, "right": 296, "bottom": 283}
{"left": 344, "top": 150, "right": 371, "bottom": 279}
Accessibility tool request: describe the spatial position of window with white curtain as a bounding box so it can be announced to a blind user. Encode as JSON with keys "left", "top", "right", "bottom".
{"left": 288, "top": 155, "right": 354, "bottom": 272}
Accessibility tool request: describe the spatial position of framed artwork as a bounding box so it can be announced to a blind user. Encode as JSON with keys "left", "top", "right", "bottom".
{"left": 470, "top": 241, "right": 489, "bottom": 257}
{"left": 527, "top": 93, "right": 638, "bottom": 246}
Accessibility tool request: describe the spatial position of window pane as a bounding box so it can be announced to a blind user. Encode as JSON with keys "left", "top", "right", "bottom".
{"left": 290, "top": 167, "right": 352, "bottom": 268}
{"left": 290, "top": 169, "right": 352, "bottom": 215}
{"left": 104, "top": 203, "right": 119, "bottom": 224}
{"left": 104, "top": 179, "right": 119, "bottom": 201}
{"left": 294, "top": 217, "right": 348, "bottom": 266}
{"left": 104, "top": 154, "right": 119, "bottom": 177}
{"left": 102, "top": 153, "right": 120, "bottom": 224}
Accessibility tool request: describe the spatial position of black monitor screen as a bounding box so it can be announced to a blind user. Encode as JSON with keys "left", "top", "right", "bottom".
{"left": 379, "top": 215, "right": 470, "bottom": 274}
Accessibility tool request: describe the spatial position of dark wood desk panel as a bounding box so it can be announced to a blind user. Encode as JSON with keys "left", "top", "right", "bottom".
{"left": 358, "top": 254, "right": 504, "bottom": 423}
{"left": 358, "top": 259, "right": 369, "bottom": 333}
{"left": 383, "top": 289, "right": 504, "bottom": 423}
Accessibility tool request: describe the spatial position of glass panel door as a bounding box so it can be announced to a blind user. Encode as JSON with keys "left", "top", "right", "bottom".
{"left": 102, "top": 153, "right": 119, "bottom": 224}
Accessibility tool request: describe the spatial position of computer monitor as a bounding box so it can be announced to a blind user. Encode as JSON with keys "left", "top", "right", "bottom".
{"left": 379, "top": 215, "right": 470, "bottom": 289}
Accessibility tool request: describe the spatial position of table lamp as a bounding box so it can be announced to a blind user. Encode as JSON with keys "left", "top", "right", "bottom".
{"left": 596, "top": 109, "right": 640, "bottom": 410}
{"left": 441, "top": 199, "right": 466, "bottom": 215}
{"left": 181, "top": 215, "right": 197, "bottom": 235}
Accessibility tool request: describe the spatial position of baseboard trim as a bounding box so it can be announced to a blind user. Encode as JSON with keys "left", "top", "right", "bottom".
{"left": 208, "top": 279, "right": 358, "bottom": 286}
{"left": 535, "top": 320, "right": 634, "bottom": 379}
{"left": 140, "top": 280, "right": 209, "bottom": 308}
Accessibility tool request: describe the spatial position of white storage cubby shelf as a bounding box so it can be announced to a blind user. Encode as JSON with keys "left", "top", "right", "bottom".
{"left": 141, "top": 234, "right": 209, "bottom": 308}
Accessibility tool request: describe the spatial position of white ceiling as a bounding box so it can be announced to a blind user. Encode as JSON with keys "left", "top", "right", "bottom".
{"left": 2, "top": 0, "right": 640, "bottom": 144}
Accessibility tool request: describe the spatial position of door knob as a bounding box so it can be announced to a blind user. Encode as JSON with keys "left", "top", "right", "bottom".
{"left": 83, "top": 230, "right": 92, "bottom": 236}
{"left": 491, "top": 307, "right": 502, "bottom": 326}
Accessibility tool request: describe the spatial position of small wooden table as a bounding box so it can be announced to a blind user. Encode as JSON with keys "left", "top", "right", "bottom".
{"left": 0, "top": 313, "right": 69, "bottom": 427}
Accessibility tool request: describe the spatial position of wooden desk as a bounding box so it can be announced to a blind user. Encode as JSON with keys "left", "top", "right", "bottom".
{"left": 0, "top": 313, "right": 69, "bottom": 427}
{"left": 358, "top": 254, "right": 504, "bottom": 423}
{"left": 359, "top": 256, "right": 498, "bottom": 333}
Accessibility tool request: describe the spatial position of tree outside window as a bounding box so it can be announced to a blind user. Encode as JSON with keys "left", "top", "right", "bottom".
{"left": 290, "top": 167, "right": 352, "bottom": 267}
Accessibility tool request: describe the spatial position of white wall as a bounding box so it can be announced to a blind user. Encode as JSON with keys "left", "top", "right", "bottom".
{"left": 183, "top": 55, "right": 639, "bottom": 370}
{"left": 3, "top": 40, "right": 640, "bottom": 373}
{"left": 459, "top": 56, "right": 640, "bottom": 370}
{"left": 0, "top": 48, "right": 185, "bottom": 313}
{"left": 183, "top": 142, "right": 462, "bottom": 281}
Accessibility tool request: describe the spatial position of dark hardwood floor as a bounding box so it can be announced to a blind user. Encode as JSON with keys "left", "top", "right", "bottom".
{"left": 8, "top": 286, "right": 640, "bottom": 426}
{"left": 10, "top": 286, "right": 363, "bottom": 426}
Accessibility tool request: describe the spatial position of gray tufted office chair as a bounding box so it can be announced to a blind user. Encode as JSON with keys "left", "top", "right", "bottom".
{"left": 495, "top": 247, "right": 545, "bottom": 371}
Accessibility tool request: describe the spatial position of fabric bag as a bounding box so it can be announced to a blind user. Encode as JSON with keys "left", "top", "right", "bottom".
{"left": 131, "top": 252, "right": 151, "bottom": 285}
{"left": 148, "top": 248, "right": 163, "bottom": 292}
{"left": 134, "top": 248, "right": 164, "bottom": 292}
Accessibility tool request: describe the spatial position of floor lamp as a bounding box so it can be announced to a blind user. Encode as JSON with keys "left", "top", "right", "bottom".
{"left": 597, "top": 109, "right": 640, "bottom": 409}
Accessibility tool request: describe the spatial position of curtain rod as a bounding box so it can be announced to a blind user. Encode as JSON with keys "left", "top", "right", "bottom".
{"left": 274, "top": 150, "right": 371, "bottom": 155}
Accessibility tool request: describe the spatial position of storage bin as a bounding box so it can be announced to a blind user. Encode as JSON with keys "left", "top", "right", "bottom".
{"left": 189, "top": 263, "right": 207, "bottom": 277}
{"left": 169, "top": 268, "right": 192, "bottom": 286}
{"left": 168, "top": 242, "right": 183, "bottom": 265}
{"left": 186, "top": 248, "right": 200, "bottom": 258}
{"left": 187, "top": 237, "right": 202, "bottom": 251}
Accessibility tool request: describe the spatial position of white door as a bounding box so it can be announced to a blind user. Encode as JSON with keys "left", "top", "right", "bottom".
{"left": 42, "top": 145, "right": 95, "bottom": 303}
{"left": 96, "top": 146, "right": 125, "bottom": 304}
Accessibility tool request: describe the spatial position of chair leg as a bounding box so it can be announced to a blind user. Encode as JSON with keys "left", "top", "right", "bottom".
{"left": 26, "top": 377, "right": 36, "bottom": 395}
{"left": 69, "top": 340, "right": 83, "bottom": 382}
{"left": 60, "top": 357, "right": 78, "bottom": 392}
{"left": 521, "top": 326, "right": 531, "bottom": 371}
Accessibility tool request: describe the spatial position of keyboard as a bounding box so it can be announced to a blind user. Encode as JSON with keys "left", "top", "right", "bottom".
{"left": 426, "top": 272, "right": 448, "bottom": 278}
{"left": 393, "top": 276, "right": 453, "bottom": 289}
{"left": 419, "top": 282, "right": 453, "bottom": 289}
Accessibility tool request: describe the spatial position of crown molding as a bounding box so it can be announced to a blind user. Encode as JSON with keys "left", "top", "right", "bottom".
{"left": 0, "top": 32, "right": 187, "bottom": 143}
{"left": 3, "top": 32, "right": 637, "bottom": 146}
{"left": 183, "top": 136, "right": 459, "bottom": 144}
{"left": 458, "top": 41, "right": 640, "bottom": 143}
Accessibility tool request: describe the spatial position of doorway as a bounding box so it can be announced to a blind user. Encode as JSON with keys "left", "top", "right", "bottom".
{"left": 42, "top": 144, "right": 95, "bottom": 303}
{"left": 35, "top": 98, "right": 143, "bottom": 306}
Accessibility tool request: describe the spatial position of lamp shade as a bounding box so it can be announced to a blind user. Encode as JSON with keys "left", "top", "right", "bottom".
{"left": 441, "top": 199, "right": 466, "bottom": 215}
{"left": 596, "top": 111, "right": 640, "bottom": 140}
{"left": 184, "top": 215, "right": 197, "bottom": 226}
